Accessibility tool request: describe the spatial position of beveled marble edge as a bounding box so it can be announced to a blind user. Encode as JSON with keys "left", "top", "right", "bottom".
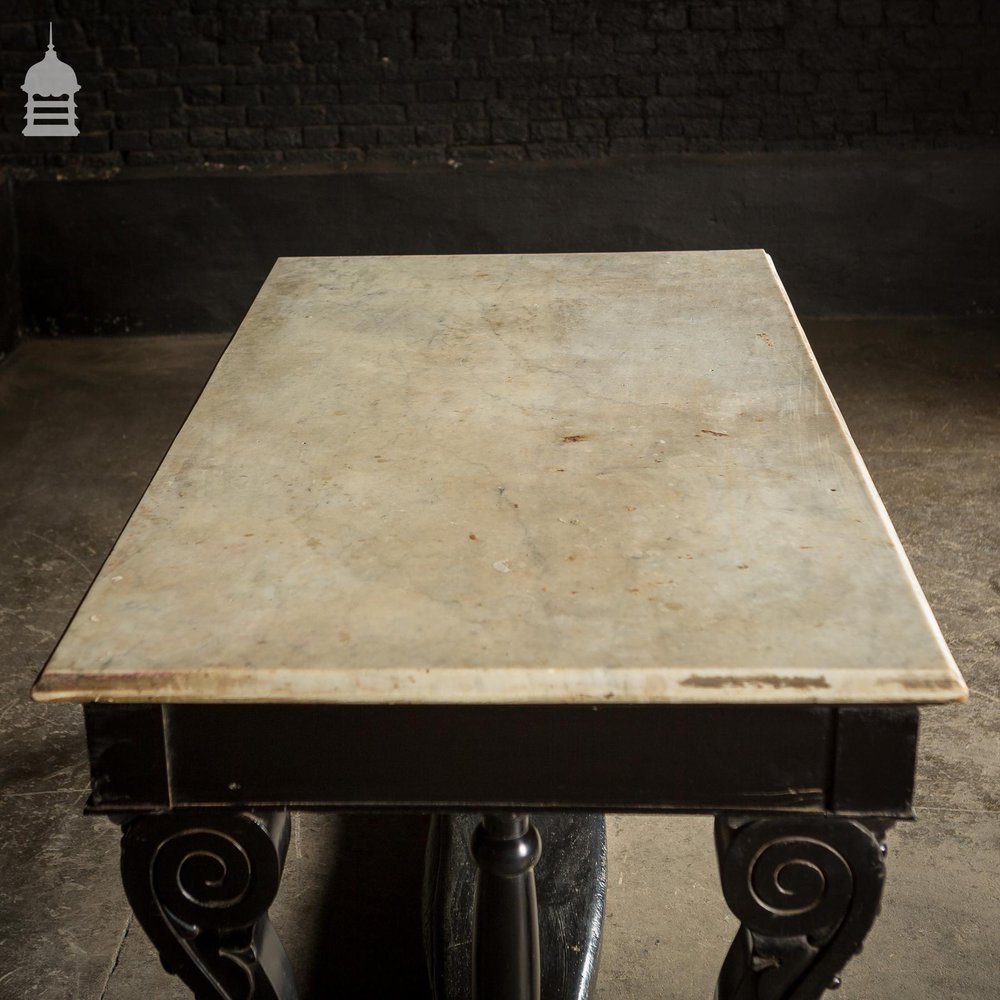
{"left": 763, "top": 253, "right": 967, "bottom": 705}
{"left": 31, "top": 662, "right": 964, "bottom": 704}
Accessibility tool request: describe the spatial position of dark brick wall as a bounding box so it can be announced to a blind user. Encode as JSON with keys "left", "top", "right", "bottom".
{"left": 0, "top": 0, "right": 997, "bottom": 172}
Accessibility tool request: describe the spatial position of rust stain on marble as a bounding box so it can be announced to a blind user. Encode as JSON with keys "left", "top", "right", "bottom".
{"left": 680, "top": 674, "right": 832, "bottom": 690}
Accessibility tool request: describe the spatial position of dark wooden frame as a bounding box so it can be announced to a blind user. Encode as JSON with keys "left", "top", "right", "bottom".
{"left": 85, "top": 703, "right": 917, "bottom": 816}
{"left": 85, "top": 702, "right": 919, "bottom": 1000}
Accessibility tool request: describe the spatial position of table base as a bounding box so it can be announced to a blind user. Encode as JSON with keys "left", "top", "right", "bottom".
{"left": 114, "top": 808, "right": 889, "bottom": 1000}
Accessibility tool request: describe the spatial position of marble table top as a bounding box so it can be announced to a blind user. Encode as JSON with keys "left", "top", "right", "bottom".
{"left": 33, "top": 251, "right": 967, "bottom": 705}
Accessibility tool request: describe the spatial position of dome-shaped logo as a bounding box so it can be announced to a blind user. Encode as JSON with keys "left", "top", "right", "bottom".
{"left": 22, "top": 23, "right": 80, "bottom": 137}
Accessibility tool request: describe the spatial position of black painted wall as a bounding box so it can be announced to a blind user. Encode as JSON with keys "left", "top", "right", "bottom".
{"left": 1, "top": 0, "right": 998, "bottom": 172}
{"left": 0, "top": 171, "right": 19, "bottom": 359}
{"left": 14, "top": 150, "right": 1000, "bottom": 335}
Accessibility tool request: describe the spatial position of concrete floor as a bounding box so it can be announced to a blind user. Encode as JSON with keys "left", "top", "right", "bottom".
{"left": 0, "top": 320, "right": 997, "bottom": 1000}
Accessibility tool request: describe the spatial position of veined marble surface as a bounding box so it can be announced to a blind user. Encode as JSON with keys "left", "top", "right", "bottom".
{"left": 33, "top": 251, "right": 967, "bottom": 705}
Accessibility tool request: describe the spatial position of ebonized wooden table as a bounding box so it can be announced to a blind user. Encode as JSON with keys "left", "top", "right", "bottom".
{"left": 34, "top": 251, "right": 967, "bottom": 1000}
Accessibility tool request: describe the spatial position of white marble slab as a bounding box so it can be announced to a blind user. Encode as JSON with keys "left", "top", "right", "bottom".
{"left": 33, "top": 251, "right": 967, "bottom": 705}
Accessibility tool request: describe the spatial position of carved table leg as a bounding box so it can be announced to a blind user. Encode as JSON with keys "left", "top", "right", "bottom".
{"left": 119, "top": 809, "right": 298, "bottom": 1000}
{"left": 714, "top": 814, "right": 893, "bottom": 1000}
{"left": 470, "top": 812, "right": 543, "bottom": 1000}
{"left": 424, "top": 812, "right": 607, "bottom": 1000}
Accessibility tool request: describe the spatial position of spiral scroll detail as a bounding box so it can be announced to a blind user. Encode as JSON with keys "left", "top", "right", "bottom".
{"left": 120, "top": 811, "right": 295, "bottom": 1000}
{"left": 743, "top": 836, "right": 853, "bottom": 936}
{"left": 716, "top": 817, "right": 888, "bottom": 1000}
{"left": 154, "top": 829, "right": 258, "bottom": 929}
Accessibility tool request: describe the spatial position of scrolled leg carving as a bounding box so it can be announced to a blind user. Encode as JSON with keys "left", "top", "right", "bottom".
{"left": 714, "top": 815, "right": 892, "bottom": 1000}
{"left": 120, "top": 810, "right": 299, "bottom": 1000}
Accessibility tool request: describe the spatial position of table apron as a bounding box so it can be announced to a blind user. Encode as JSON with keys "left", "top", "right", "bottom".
{"left": 83, "top": 703, "right": 918, "bottom": 817}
